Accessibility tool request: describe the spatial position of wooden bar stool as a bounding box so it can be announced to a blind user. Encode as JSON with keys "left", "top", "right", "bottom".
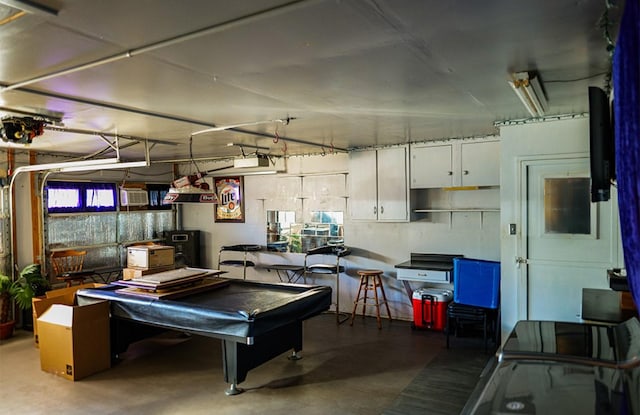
{"left": 350, "top": 269, "right": 392, "bottom": 329}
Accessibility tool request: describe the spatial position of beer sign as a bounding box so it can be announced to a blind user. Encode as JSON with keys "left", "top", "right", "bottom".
{"left": 214, "top": 176, "right": 244, "bottom": 222}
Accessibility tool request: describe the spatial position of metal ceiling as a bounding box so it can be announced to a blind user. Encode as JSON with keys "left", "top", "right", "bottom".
{"left": 0, "top": 0, "right": 622, "bottom": 163}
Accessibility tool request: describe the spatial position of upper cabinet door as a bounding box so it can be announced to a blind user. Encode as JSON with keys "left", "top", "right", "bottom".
{"left": 349, "top": 146, "right": 409, "bottom": 222}
{"left": 410, "top": 145, "right": 453, "bottom": 188}
{"left": 410, "top": 140, "right": 500, "bottom": 188}
{"left": 377, "top": 146, "right": 409, "bottom": 222}
{"left": 460, "top": 141, "right": 500, "bottom": 187}
{"left": 349, "top": 150, "right": 378, "bottom": 221}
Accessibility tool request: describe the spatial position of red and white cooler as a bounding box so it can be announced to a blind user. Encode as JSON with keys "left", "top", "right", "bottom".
{"left": 412, "top": 288, "right": 453, "bottom": 331}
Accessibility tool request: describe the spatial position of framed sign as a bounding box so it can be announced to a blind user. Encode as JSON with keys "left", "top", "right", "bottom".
{"left": 214, "top": 176, "right": 244, "bottom": 222}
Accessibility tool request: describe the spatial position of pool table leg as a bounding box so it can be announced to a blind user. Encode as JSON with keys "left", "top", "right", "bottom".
{"left": 221, "top": 321, "right": 304, "bottom": 395}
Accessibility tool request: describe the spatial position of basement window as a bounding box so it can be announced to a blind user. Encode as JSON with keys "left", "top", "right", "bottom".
{"left": 46, "top": 182, "right": 117, "bottom": 213}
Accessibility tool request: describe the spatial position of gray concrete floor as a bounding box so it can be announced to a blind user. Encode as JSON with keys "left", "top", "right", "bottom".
{"left": 0, "top": 314, "right": 459, "bottom": 415}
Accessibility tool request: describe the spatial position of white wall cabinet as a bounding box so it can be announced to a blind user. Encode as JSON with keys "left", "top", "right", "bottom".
{"left": 410, "top": 140, "right": 500, "bottom": 188}
{"left": 349, "top": 146, "right": 409, "bottom": 222}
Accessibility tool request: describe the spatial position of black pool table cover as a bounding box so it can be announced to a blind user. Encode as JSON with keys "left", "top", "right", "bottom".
{"left": 76, "top": 279, "right": 332, "bottom": 342}
{"left": 77, "top": 278, "right": 332, "bottom": 394}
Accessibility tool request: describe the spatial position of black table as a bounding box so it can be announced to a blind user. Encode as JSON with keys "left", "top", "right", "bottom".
{"left": 60, "top": 266, "right": 123, "bottom": 285}
{"left": 77, "top": 279, "right": 331, "bottom": 395}
{"left": 263, "top": 264, "right": 305, "bottom": 283}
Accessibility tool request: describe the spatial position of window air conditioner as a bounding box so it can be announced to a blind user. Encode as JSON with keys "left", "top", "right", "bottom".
{"left": 120, "top": 188, "right": 149, "bottom": 206}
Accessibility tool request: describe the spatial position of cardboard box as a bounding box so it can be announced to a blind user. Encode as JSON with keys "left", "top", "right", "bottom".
{"left": 37, "top": 300, "right": 110, "bottom": 381}
{"left": 122, "top": 264, "right": 175, "bottom": 280}
{"left": 127, "top": 245, "right": 175, "bottom": 269}
{"left": 32, "top": 283, "right": 105, "bottom": 347}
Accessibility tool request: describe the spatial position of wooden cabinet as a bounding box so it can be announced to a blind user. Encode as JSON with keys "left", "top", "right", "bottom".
{"left": 410, "top": 140, "right": 500, "bottom": 188}
{"left": 349, "top": 146, "right": 409, "bottom": 222}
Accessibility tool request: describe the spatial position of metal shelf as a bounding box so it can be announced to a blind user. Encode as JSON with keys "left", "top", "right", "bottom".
{"left": 413, "top": 208, "right": 500, "bottom": 213}
{"left": 412, "top": 208, "right": 500, "bottom": 228}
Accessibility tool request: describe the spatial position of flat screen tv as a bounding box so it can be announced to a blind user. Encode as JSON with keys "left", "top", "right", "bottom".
{"left": 588, "top": 86, "right": 615, "bottom": 202}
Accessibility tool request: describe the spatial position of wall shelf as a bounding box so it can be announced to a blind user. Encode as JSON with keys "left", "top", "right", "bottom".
{"left": 413, "top": 208, "right": 500, "bottom": 213}
{"left": 412, "top": 208, "right": 500, "bottom": 229}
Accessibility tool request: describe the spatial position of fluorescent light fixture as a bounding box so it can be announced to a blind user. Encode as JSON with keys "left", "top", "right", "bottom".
{"left": 15, "top": 157, "right": 120, "bottom": 173}
{"left": 508, "top": 71, "right": 548, "bottom": 117}
{"left": 13, "top": 158, "right": 150, "bottom": 174}
{"left": 59, "top": 160, "right": 148, "bottom": 172}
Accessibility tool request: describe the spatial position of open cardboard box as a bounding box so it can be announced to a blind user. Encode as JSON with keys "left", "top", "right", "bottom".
{"left": 37, "top": 300, "right": 110, "bottom": 381}
{"left": 31, "top": 283, "right": 105, "bottom": 347}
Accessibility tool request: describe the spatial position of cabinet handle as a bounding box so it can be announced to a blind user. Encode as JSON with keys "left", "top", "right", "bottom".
{"left": 380, "top": 206, "right": 384, "bottom": 214}
{"left": 447, "top": 171, "right": 453, "bottom": 176}
{"left": 463, "top": 170, "right": 469, "bottom": 175}
{"left": 373, "top": 206, "right": 377, "bottom": 215}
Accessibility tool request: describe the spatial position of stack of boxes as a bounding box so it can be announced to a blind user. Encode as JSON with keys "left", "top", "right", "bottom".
{"left": 123, "top": 244, "right": 176, "bottom": 280}
{"left": 34, "top": 244, "right": 176, "bottom": 381}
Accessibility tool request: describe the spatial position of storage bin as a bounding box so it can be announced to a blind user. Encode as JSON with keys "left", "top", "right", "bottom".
{"left": 453, "top": 258, "right": 500, "bottom": 309}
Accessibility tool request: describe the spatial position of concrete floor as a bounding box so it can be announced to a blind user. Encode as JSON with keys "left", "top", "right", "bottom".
{"left": 0, "top": 314, "right": 469, "bottom": 415}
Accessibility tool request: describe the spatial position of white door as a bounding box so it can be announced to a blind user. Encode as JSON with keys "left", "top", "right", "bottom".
{"left": 523, "top": 157, "right": 615, "bottom": 322}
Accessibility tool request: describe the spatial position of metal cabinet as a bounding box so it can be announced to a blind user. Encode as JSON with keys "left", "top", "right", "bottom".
{"left": 410, "top": 140, "right": 500, "bottom": 188}
{"left": 349, "top": 146, "right": 409, "bottom": 222}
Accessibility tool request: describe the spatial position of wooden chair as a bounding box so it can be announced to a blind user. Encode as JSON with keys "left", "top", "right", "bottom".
{"left": 50, "top": 249, "right": 88, "bottom": 287}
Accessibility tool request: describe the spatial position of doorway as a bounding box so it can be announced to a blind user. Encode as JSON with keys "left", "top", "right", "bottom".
{"left": 520, "top": 157, "right": 617, "bottom": 322}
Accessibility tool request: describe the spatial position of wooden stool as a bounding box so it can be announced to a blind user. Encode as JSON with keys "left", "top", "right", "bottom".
{"left": 350, "top": 269, "right": 392, "bottom": 329}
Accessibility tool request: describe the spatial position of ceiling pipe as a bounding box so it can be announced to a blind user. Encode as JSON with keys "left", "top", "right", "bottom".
{"left": 0, "top": 0, "right": 321, "bottom": 93}
{"left": 0, "top": 0, "right": 346, "bottom": 153}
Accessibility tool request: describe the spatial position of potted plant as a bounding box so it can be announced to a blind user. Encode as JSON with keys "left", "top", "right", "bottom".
{"left": 0, "top": 264, "right": 49, "bottom": 340}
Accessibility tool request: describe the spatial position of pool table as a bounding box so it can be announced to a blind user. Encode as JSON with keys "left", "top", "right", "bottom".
{"left": 76, "top": 278, "right": 332, "bottom": 395}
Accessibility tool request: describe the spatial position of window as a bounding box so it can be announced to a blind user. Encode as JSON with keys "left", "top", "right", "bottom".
{"left": 147, "top": 184, "right": 172, "bottom": 210}
{"left": 266, "top": 210, "right": 344, "bottom": 253}
{"left": 47, "top": 182, "right": 117, "bottom": 213}
{"left": 544, "top": 177, "right": 591, "bottom": 235}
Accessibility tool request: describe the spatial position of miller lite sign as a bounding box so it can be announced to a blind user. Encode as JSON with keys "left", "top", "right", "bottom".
{"left": 214, "top": 177, "right": 244, "bottom": 222}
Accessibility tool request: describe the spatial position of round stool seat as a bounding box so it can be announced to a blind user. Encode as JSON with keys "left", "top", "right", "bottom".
{"left": 357, "top": 269, "right": 383, "bottom": 276}
{"left": 351, "top": 269, "right": 391, "bottom": 329}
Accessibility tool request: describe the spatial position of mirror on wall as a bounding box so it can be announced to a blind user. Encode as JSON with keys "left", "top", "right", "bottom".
{"left": 266, "top": 210, "right": 344, "bottom": 253}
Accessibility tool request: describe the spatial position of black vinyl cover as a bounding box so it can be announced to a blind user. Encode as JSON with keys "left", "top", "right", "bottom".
{"left": 77, "top": 279, "right": 331, "bottom": 343}
{"left": 463, "top": 318, "right": 640, "bottom": 415}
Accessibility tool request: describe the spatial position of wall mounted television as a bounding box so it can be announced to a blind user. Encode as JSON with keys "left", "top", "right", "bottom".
{"left": 588, "top": 86, "right": 615, "bottom": 203}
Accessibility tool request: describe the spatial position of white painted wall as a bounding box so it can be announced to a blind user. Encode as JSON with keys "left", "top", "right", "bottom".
{"left": 180, "top": 151, "right": 500, "bottom": 321}
{"left": 8, "top": 118, "right": 619, "bottom": 332}
{"left": 499, "top": 117, "right": 623, "bottom": 340}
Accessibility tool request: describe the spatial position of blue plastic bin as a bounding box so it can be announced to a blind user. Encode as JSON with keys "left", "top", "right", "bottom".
{"left": 453, "top": 258, "right": 500, "bottom": 309}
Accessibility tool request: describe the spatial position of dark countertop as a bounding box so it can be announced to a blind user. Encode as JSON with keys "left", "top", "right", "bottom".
{"left": 394, "top": 253, "right": 462, "bottom": 271}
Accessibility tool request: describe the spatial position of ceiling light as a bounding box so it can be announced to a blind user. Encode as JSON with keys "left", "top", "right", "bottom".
{"left": 58, "top": 160, "right": 148, "bottom": 172}
{"left": 162, "top": 188, "right": 219, "bottom": 204}
{"left": 15, "top": 157, "right": 121, "bottom": 173}
{"left": 233, "top": 154, "right": 270, "bottom": 168}
{"left": 508, "top": 71, "right": 548, "bottom": 117}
